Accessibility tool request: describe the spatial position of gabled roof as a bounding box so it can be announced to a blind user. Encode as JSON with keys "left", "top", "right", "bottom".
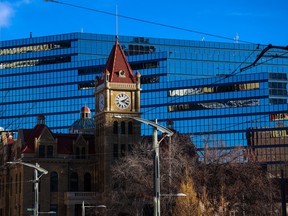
{"left": 19, "top": 123, "right": 95, "bottom": 155}
{"left": 21, "top": 124, "right": 51, "bottom": 153}
{"left": 54, "top": 133, "right": 95, "bottom": 155}
{"left": 97, "top": 36, "right": 136, "bottom": 85}
{"left": 54, "top": 134, "right": 75, "bottom": 154}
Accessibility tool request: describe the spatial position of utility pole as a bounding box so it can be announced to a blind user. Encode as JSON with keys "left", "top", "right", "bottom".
{"left": 34, "top": 164, "right": 40, "bottom": 216}
{"left": 113, "top": 116, "right": 174, "bottom": 216}
{"left": 7, "top": 161, "right": 48, "bottom": 216}
{"left": 153, "top": 120, "right": 160, "bottom": 216}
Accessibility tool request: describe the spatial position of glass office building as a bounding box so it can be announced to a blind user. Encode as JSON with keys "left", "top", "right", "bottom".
{"left": 1, "top": 32, "right": 288, "bottom": 163}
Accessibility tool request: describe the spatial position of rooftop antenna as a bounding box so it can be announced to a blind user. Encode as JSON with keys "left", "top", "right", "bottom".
{"left": 116, "top": 4, "right": 118, "bottom": 38}
{"left": 234, "top": 32, "right": 239, "bottom": 43}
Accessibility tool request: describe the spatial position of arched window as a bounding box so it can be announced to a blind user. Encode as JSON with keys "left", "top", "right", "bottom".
{"left": 84, "top": 173, "right": 92, "bottom": 192}
{"left": 69, "top": 172, "right": 78, "bottom": 192}
{"left": 113, "top": 121, "right": 118, "bottom": 134}
{"left": 50, "top": 171, "right": 58, "bottom": 192}
{"left": 47, "top": 146, "right": 53, "bottom": 158}
{"left": 121, "top": 121, "right": 125, "bottom": 134}
{"left": 39, "top": 145, "right": 45, "bottom": 157}
{"left": 128, "top": 121, "right": 133, "bottom": 134}
{"left": 81, "top": 147, "right": 86, "bottom": 159}
{"left": 76, "top": 147, "right": 80, "bottom": 159}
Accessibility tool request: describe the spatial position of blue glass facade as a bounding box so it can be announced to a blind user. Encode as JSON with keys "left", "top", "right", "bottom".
{"left": 1, "top": 32, "right": 288, "bottom": 161}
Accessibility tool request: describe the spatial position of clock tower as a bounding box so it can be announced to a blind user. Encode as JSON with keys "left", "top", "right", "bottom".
{"left": 95, "top": 36, "right": 141, "bottom": 193}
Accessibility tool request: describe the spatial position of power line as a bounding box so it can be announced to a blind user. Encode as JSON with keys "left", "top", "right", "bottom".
{"left": 142, "top": 45, "right": 260, "bottom": 115}
{"left": 240, "top": 44, "right": 288, "bottom": 72}
{"left": 142, "top": 45, "right": 288, "bottom": 118}
{"left": 44, "top": 0, "right": 288, "bottom": 131}
{"left": 44, "top": 0, "right": 257, "bottom": 45}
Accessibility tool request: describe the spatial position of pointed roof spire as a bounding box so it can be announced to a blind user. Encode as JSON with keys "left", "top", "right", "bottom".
{"left": 97, "top": 36, "right": 136, "bottom": 85}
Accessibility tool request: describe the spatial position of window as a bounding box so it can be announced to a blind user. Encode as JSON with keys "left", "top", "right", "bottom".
{"left": 76, "top": 147, "right": 80, "bottom": 159}
{"left": 128, "top": 144, "right": 132, "bottom": 152}
{"left": 78, "top": 65, "right": 105, "bottom": 75}
{"left": 39, "top": 145, "right": 45, "bottom": 157}
{"left": 78, "top": 82, "right": 95, "bottom": 90}
{"left": 50, "top": 172, "right": 58, "bottom": 192}
{"left": 113, "top": 121, "right": 118, "bottom": 134}
{"left": 128, "top": 121, "right": 133, "bottom": 134}
{"left": 168, "top": 99, "right": 260, "bottom": 112}
{"left": 81, "top": 148, "right": 86, "bottom": 159}
{"left": 50, "top": 204, "right": 58, "bottom": 216}
{"left": 74, "top": 204, "right": 82, "bottom": 216}
{"left": 47, "top": 146, "right": 53, "bottom": 158}
{"left": 131, "top": 61, "right": 159, "bottom": 70}
{"left": 69, "top": 172, "right": 78, "bottom": 192}
{"left": 121, "top": 122, "right": 125, "bottom": 134}
{"left": 121, "top": 144, "right": 126, "bottom": 157}
{"left": 84, "top": 173, "right": 92, "bottom": 192}
{"left": 113, "top": 144, "right": 118, "bottom": 158}
{"left": 141, "top": 75, "right": 160, "bottom": 84}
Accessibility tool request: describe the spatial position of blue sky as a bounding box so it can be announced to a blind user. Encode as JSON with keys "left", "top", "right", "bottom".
{"left": 0, "top": 0, "right": 287, "bottom": 45}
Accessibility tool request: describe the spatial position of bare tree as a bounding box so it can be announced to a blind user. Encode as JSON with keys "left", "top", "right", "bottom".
{"left": 108, "top": 132, "right": 279, "bottom": 216}
{"left": 193, "top": 155, "right": 280, "bottom": 215}
{"left": 173, "top": 172, "right": 202, "bottom": 216}
{"left": 108, "top": 132, "right": 196, "bottom": 215}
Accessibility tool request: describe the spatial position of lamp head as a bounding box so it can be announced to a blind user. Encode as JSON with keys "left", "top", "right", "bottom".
{"left": 113, "top": 115, "right": 123, "bottom": 119}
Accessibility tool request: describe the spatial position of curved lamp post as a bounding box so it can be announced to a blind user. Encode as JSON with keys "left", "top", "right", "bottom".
{"left": 7, "top": 161, "right": 48, "bottom": 216}
{"left": 113, "top": 115, "right": 174, "bottom": 216}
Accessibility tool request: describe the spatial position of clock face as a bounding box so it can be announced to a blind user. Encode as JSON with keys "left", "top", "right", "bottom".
{"left": 99, "top": 94, "right": 104, "bottom": 111}
{"left": 115, "top": 93, "right": 131, "bottom": 109}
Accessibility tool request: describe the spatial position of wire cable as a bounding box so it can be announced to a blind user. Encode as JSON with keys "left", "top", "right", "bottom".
{"left": 44, "top": 0, "right": 257, "bottom": 45}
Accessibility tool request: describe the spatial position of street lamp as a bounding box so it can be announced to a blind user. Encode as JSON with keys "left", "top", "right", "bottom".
{"left": 113, "top": 115, "right": 174, "bottom": 216}
{"left": 161, "top": 193, "right": 187, "bottom": 197}
{"left": 82, "top": 201, "right": 106, "bottom": 216}
{"left": 7, "top": 161, "right": 48, "bottom": 216}
{"left": 39, "top": 211, "right": 56, "bottom": 214}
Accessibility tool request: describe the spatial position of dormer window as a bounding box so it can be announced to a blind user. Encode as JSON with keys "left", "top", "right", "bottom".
{"left": 119, "top": 70, "right": 126, "bottom": 78}
{"left": 39, "top": 145, "right": 54, "bottom": 158}
{"left": 39, "top": 145, "right": 45, "bottom": 158}
{"left": 47, "top": 146, "right": 53, "bottom": 158}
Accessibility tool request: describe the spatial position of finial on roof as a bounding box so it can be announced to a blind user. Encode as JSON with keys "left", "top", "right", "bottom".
{"left": 115, "top": 4, "right": 118, "bottom": 38}
{"left": 37, "top": 114, "right": 45, "bottom": 125}
{"left": 81, "top": 106, "right": 91, "bottom": 119}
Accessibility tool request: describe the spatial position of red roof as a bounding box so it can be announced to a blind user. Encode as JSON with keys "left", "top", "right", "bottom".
{"left": 21, "top": 124, "right": 47, "bottom": 153}
{"left": 20, "top": 124, "right": 95, "bottom": 155}
{"left": 81, "top": 106, "right": 91, "bottom": 113}
{"left": 54, "top": 133, "right": 95, "bottom": 155}
{"left": 97, "top": 36, "right": 136, "bottom": 85}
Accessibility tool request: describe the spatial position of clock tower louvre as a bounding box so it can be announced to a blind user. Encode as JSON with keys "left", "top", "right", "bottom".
{"left": 94, "top": 36, "right": 141, "bottom": 193}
